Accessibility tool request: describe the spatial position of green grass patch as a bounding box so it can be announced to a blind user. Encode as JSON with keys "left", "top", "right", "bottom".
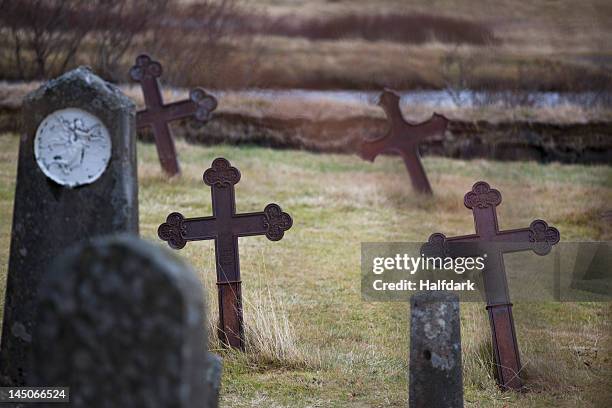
{"left": 0, "top": 134, "right": 610, "bottom": 407}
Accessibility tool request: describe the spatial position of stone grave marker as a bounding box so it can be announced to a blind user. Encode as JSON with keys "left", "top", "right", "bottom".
{"left": 31, "top": 235, "right": 221, "bottom": 408}
{"left": 0, "top": 67, "right": 138, "bottom": 386}
{"left": 129, "top": 54, "right": 218, "bottom": 176}
{"left": 158, "top": 158, "right": 292, "bottom": 350}
{"left": 422, "top": 181, "right": 560, "bottom": 390}
{"left": 360, "top": 89, "right": 448, "bottom": 194}
{"left": 409, "top": 292, "right": 463, "bottom": 408}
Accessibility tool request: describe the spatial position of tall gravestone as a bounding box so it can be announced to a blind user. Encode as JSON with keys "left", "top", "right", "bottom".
{"left": 0, "top": 67, "right": 138, "bottom": 386}
{"left": 31, "top": 235, "right": 221, "bottom": 408}
{"left": 409, "top": 292, "right": 463, "bottom": 408}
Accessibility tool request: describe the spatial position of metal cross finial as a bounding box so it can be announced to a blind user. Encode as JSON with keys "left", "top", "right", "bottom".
{"left": 130, "top": 54, "right": 217, "bottom": 176}
{"left": 158, "top": 158, "right": 292, "bottom": 350}
{"left": 361, "top": 89, "right": 448, "bottom": 195}
{"left": 422, "top": 181, "right": 560, "bottom": 390}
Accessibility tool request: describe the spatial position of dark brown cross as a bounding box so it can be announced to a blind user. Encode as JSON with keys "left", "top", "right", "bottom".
{"left": 422, "top": 181, "right": 560, "bottom": 390}
{"left": 129, "top": 54, "right": 218, "bottom": 176}
{"left": 157, "top": 158, "right": 292, "bottom": 350}
{"left": 360, "top": 89, "right": 448, "bottom": 195}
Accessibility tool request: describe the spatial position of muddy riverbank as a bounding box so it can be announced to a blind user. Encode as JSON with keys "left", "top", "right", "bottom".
{"left": 1, "top": 84, "right": 610, "bottom": 164}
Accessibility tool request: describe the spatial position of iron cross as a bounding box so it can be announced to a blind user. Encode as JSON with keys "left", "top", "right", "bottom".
{"left": 158, "top": 158, "right": 293, "bottom": 350}
{"left": 360, "top": 89, "right": 448, "bottom": 195}
{"left": 129, "top": 54, "right": 218, "bottom": 176}
{"left": 423, "top": 181, "right": 560, "bottom": 390}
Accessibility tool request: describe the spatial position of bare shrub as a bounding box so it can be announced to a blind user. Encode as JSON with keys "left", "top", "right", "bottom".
{"left": 441, "top": 46, "right": 612, "bottom": 107}
{"left": 441, "top": 46, "right": 539, "bottom": 108}
{"left": 0, "top": 0, "right": 93, "bottom": 78}
{"left": 144, "top": 0, "right": 257, "bottom": 88}
{"left": 0, "top": 0, "right": 253, "bottom": 86}
{"left": 90, "top": 0, "right": 169, "bottom": 82}
{"left": 440, "top": 46, "right": 479, "bottom": 107}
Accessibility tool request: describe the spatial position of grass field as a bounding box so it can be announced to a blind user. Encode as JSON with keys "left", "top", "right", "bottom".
{"left": 0, "top": 134, "right": 611, "bottom": 406}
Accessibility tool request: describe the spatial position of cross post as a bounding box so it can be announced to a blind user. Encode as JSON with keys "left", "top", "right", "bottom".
{"left": 158, "top": 158, "right": 293, "bottom": 350}
{"left": 423, "top": 181, "right": 560, "bottom": 390}
{"left": 130, "top": 54, "right": 218, "bottom": 176}
{"left": 360, "top": 89, "right": 448, "bottom": 195}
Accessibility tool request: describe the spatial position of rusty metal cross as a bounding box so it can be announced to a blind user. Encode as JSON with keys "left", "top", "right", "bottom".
{"left": 158, "top": 158, "right": 292, "bottom": 350}
{"left": 360, "top": 89, "right": 448, "bottom": 195}
{"left": 423, "top": 181, "right": 560, "bottom": 390}
{"left": 130, "top": 54, "right": 217, "bottom": 176}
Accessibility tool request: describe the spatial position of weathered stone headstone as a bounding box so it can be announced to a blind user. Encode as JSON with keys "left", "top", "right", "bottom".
{"left": 31, "top": 235, "right": 221, "bottom": 408}
{"left": 360, "top": 89, "right": 448, "bottom": 195}
{"left": 158, "top": 157, "right": 292, "bottom": 350}
{"left": 409, "top": 292, "right": 463, "bottom": 408}
{"left": 0, "top": 67, "right": 138, "bottom": 386}
{"left": 422, "top": 181, "right": 560, "bottom": 390}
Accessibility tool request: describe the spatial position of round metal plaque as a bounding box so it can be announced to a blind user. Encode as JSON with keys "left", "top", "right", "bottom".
{"left": 34, "top": 108, "right": 112, "bottom": 188}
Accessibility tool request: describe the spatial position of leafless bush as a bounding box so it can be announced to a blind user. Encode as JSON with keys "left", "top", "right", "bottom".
{"left": 473, "top": 62, "right": 538, "bottom": 108}
{"left": 441, "top": 46, "right": 612, "bottom": 108}
{"left": 560, "top": 65, "right": 612, "bottom": 108}
{"left": 91, "top": 0, "right": 169, "bottom": 82}
{"left": 0, "top": 0, "right": 251, "bottom": 86}
{"left": 144, "top": 0, "right": 255, "bottom": 88}
{"left": 441, "top": 46, "right": 538, "bottom": 108}
{"left": 0, "top": 0, "right": 92, "bottom": 78}
{"left": 440, "top": 46, "right": 478, "bottom": 107}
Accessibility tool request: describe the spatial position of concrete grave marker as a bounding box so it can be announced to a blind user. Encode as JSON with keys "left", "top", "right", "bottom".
{"left": 32, "top": 236, "right": 221, "bottom": 408}
{"left": 0, "top": 67, "right": 138, "bottom": 386}
{"left": 409, "top": 292, "right": 463, "bottom": 408}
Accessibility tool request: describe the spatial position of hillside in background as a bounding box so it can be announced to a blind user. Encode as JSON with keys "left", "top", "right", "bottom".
{"left": 1, "top": 0, "right": 611, "bottom": 91}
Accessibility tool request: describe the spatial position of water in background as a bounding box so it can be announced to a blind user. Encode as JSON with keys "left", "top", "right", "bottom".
{"left": 213, "top": 89, "right": 610, "bottom": 109}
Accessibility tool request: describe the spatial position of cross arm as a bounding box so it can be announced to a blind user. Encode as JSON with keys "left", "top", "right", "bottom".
{"left": 235, "top": 204, "right": 293, "bottom": 241}
{"left": 158, "top": 212, "right": 217, "bottom": 249}
{"left": 494, "top": 220, "right": 560, "bottom": 255}
{"left": 360, "top": 134, "right": 390, "bottom": 161}
{"left": 137, "top": 88, "right": 218, "bottom": 129}
{"left": 422, "top": 232, "right": 484, "bottom": 258}
{"left": 364, "top": 89, "right": 448, "bottom": 156}
{"left": 138, "top": 100, "right": 195, "bottom": 128}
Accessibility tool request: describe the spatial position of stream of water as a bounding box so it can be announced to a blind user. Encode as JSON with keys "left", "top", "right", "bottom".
{"left": 216, "top": 89, "right": 610, "bottom": 109}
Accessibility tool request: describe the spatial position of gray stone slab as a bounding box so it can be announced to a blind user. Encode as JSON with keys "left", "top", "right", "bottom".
{"left": 0, "top": 67, "right": 138, "bottom": 386}
{"left": 409, "top": 291, "right": 463, "bottom": 408}
{"left": 31, "top": 235, "right": 220, "bottom": 408}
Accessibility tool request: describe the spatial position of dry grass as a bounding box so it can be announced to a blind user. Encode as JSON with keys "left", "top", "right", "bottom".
{"left": 256, "top": 12, "right": 496, "bottom": 45}
{"left": 207, "top": 256, "right": 317, "bottom": 370}
{"left": 3, "top": 0, "right": 612, "bottom": 91}
{"left": 207, "top": 0, "right": 612, "bottom": 91}
{"left": 0, "top": 134, "right": 610, "bottom": 406}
